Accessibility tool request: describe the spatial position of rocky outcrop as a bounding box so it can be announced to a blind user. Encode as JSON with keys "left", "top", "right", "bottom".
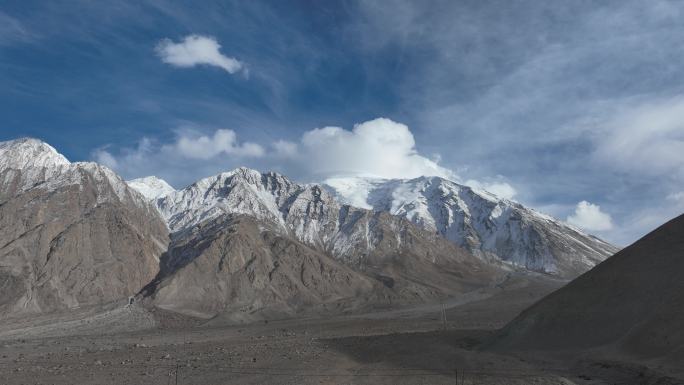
{"left": 0, "top": 138, "right": 168, "bottom": 318}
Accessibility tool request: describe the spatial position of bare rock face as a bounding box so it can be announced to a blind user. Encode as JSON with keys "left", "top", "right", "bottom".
{"left": 347, "top": 210, "right": 503, "bottom": 300}
{"left": 145, "top": 210, "right": 507, "bottom": 319}
{"left": 492, "top": 213, "right": 684, "bottom": 361}
{"left": 0, "top": 138, "right": 168, "bottom": 318}
{"left": 324, "top": 176, "right": 619, "bottom": 277}
{"left": 146, "top": 215, "right": 382, "bottom": 319}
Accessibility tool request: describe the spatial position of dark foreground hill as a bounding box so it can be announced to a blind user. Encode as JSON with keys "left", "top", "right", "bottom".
{"left": 492, "top": 213, "right": 684, "bottom": 364}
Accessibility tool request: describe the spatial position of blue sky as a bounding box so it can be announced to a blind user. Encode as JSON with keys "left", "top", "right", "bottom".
{"left": 1, "top": 0, "right": 684, "bottom": 245}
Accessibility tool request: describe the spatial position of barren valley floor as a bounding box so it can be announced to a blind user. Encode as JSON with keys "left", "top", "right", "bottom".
{"left": 0, "top": 278, "right": 681, "bottom": 385}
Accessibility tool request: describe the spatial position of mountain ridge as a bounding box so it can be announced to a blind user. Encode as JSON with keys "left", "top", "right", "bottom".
{"left": 129, "top": 168, "right": 618, "bottom": 277}
{"left": 323, "top": 175, "right": 618, "bottom": 277}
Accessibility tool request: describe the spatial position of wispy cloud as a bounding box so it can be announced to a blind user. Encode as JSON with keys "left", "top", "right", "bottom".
{"left": 667, "top": 192, "right": 684, "bottom": 207}
{"left": 156, "top": 35, "right": 246, "bottom": 74}
{"left": 0, "top": 11, "right": 32, "bottom": 45}
{"left": 592, "top": 97, "right": 684, "bottom": 180}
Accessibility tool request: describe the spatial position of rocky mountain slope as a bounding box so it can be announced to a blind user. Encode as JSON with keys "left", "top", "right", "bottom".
{"left": 492, "top": 213, "right": 684, "bottom": 363}
{"left": 324, "top": 176, "right": 618, "bottom": 277}
{"left": 0, "top": 138, "right": 168, "bottom": 318}
{"left": 144, "top": 211, "right": 508, "bottom": 319}
{"left": 144, "top": 214, "right": 382, "bottom": 319}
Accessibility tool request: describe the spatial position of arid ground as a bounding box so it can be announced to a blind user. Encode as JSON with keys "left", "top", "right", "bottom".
{"left": 1, "top": 275, "right": 681, "bottom": 385}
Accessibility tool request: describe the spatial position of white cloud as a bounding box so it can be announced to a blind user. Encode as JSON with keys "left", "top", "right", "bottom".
{"left": 567, "top": 200, "right": 614, "bottom": 232}
{"left": 294, "top": 117, "right": 455, "bottom": 180}
{"left": 272, "top": 140, "right": 298, "bottom": 158}
{"left": 175, "top": 129, "right": 264, "bottom": 159}
{"left": 156, "top": 35, "right": 245, "bottom": 74}
{"left": 465, "top": 179, "right": 517, "bottom": 200}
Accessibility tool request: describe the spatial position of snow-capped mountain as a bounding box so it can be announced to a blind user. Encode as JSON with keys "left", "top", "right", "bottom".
{"left": 0, "top": 138, "right": 167, "bottom": 317}
{"left": 127, "top": 176, "right": 175, "bottom": 201}
{"left": 0, "top": 138, "right": 69, "bottom": 170}
{"left": 324, "top": 176, "right": 619, "bottom": 277}
{"left": 0, "top": 138, "right": 147, "bottom": 207}
{"left": 133, "top": 167, "right": 617, "bottom": 277}
{"left": 146, "top": 167, "right": 455, "bottom": 263}
{"left": 154, "top": 167, "right": 300, "bottom": 233}
{"left": 139, "top": 169, "right": 505, "bottom": 318}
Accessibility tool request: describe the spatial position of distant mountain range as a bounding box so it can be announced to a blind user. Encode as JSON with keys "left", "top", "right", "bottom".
{"left": 130, "top": 167, "right": 618, "bottom": 278}
{"left": 0, "top": 138, "right": 618, "bottom": 319}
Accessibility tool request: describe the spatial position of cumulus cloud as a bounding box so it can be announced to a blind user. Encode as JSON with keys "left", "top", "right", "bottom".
{"left": 567, "top": 201, "right": 614, "bottom": 232}
{"left": 293, "top": 118, "right": 456, "bottom": 180}
{"left": 156, "top": 35, "right": 245, "bottom": 74}
{"left": 272, "top": 140, "right": 298, "bottom": 158}
{"left": 175, "top": 129, "right": 264, "bottom": 159}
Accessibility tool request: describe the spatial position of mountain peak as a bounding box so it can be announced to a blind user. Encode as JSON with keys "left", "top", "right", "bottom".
{"left": 190, "top": 167, "right": 290, "bottom": 190}
{"left": 225, "top": 166, "right": 265, "bottom": 181}
{"left": 226, "top": 166, "right": 289, "bottom": 181}
{"left": 0, "top": 137, "right": 70, "bottom": 171}
{"left": 127, "top": 176, "right": 175, "bottom": 201}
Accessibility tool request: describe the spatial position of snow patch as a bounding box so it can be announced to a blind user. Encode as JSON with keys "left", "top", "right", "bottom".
{"left": 127, "top": 176, "right": 176, "bottom": 201}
